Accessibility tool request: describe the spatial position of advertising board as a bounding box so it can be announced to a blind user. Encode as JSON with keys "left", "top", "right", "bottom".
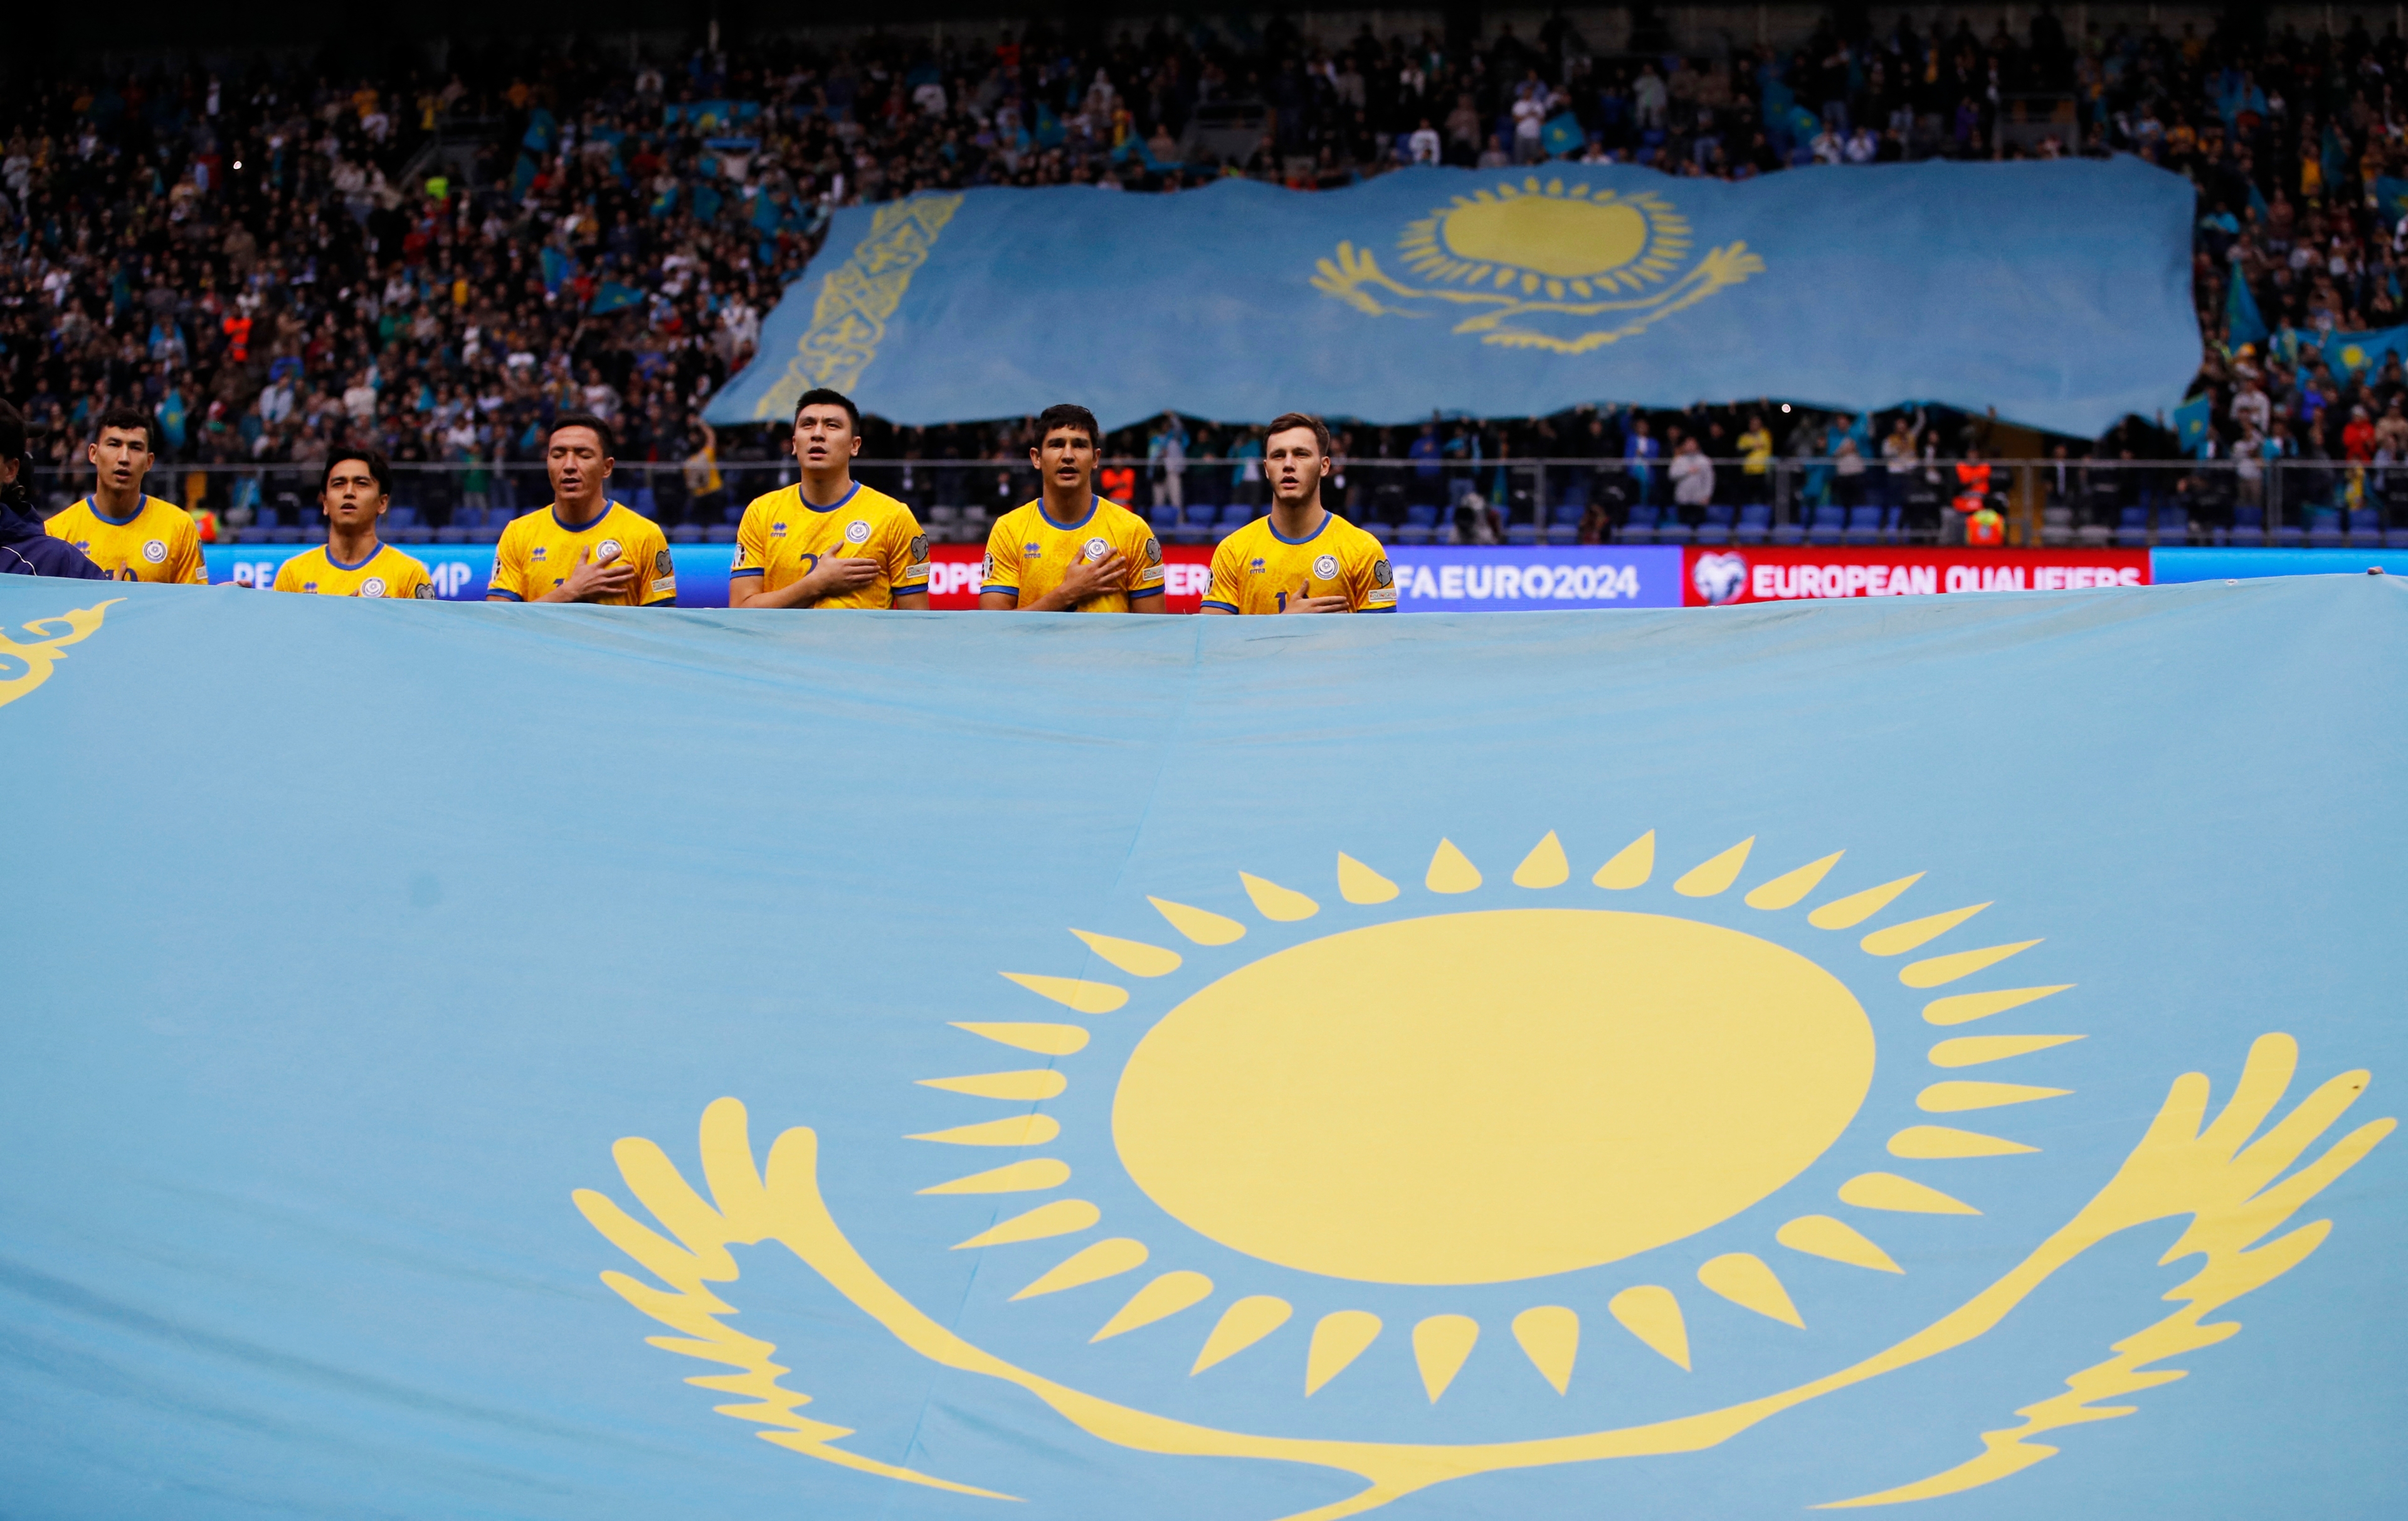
{"left": 1681, "top": 546, "right": 2150, "bottom": 606}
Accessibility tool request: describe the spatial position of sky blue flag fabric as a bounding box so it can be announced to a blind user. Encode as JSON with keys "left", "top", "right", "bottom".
{"left": 1541, "top": 112, "right": 1586, "bottom": 156}
{"left": 707, "top": 159, "right": 2198, "bottom": 438}
{"left": 2320, "top": 323, "right": 2408, "bottom": 378}
{"left": 2375, "top": 175, "right": 2408, "bottom": 225}
{"left": 2170, "top": 392, "right": 2212, "bottom": 455}
{"left": 2, "top": 576, "right": 2402, "bottom": 1521}
{"left": 589, "top": 281, "right": 643, "bottom": 315}
{"left": 2225, "top": 268, "right": 2269, "bottom": 347}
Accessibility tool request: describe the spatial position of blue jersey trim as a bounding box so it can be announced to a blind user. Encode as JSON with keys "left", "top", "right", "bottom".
{"left": 1360, "top": 605, "right": 1398, "bottom": 613}
{"left": 1200, "top": 598, "right": 1240, "bottom": 612}
{"left": 800, "top": 480, "right": 863, "bottom": 514}
{"left": 1037, "top": 494, "right": 1101, "bottom": 533}
{"left": 729, "top": 566, "right": 766, "bottom": 578}
{"left": 979, "top": 583, "right": 1020, "bottom": 596}
{"left": 641, "top": 595, "right": 677, "bottom": 607}
{"left": 487, "top": 589, "right": 525, "bottom": 602}
{"left": 1127, "top": 585, "right": 1166, "bottom": 598}
{"left": 325, "top": 544, "right": 383, "bottom": 572}
{"left": 81, "top": 496, "right": 157, "bottom": 528}
{"left": 1267, "top": 511, "right": 1335, "bottom": 546}
{"left": 550, "top": 501, "right": 617, "bottom": 534}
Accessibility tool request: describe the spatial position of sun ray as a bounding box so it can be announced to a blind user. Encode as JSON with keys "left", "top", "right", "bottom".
{"left": 1607, "top": 1286, "right": 1690, "bottom": 1369}
{"left": 1412, "top": 1315, "right": 1480, "bottom": 1402}
{"left": 1743, "top": 851, "right": 1844, "bottom": 909}
{"left": 1336, "top": 853, "right": 1399, "bottom": 904}
{"left": 1839, "top": 1172, "right": 1981, "bottom": 1215}
{"left": 1426, "top": 839, "right": 1482, "bottom": 893}
{"left": 1929, "top": 1034, "right": 2084, "bottom": 1068}
{"left": 1000, "top": 972, "right": 1127, "bottom": 1014}
{"left": 1191, "top": 1296, "right": 1292, "bottom": 1374}
{"left": 949, "top": 1021, "right": 1089, "bottom": 1056}
{"left": 1592, "top": 830, "right": 1655, "bottom": 888}
{"left": 1888, "top": 1125, "right": 2037, "bottom": 1158}
{"left": 1511, "top": 1306, "right": 1579, "bottom": 1394}
{"left": 1919, "top": 1079, "right": 2071, "bottom": 1112}
{"left": 1901, "top": 940, "right": 2041, "bottom": 988}
{"left": 1696, "top": 1253, "right": 1805, "bottom": 1328}
{"left": 906, "top": 1115, "right": 1062, "bottom": 1147}
{"left": 1776, "top": 1214, "right": 1903, "bottom": 1273}
{"left": 1069, "top": 928, "right": 1182, "bottom": 977}
{"left": 1860, "top": 903, "right": 1991, "bottom": 956}
{"left": 1807, "top": 872, "right": 1925, "bottom": 928}
{"left": 1013, "top": 1237, "right": 1149, "bottom": 1299}
{"left": 916, "top": 1070, "right": 1067, "bottom": 1101}
{"left": 1305, "top": 1310, "right": 1383, "bottom": 1394}
{"left": 1923, "top": 983, "right": 2074, "bottom": 1025}
{"left": 1146, "top": 895, "right": 1247, "bottom": 946}
{"left": 917, "top": 1158, "right": 1072, "bottom": 1195}
{"left": 1092, "top": 1270, "right": 1215, "bottom": 1340}
{"left": 1238, "top": 872, "right": 1321, "bottom": 921}
{"left": 1674, "top": 837, "right": 1755, "bottom": 897}
{"left": 949, "top": 1199, "right": 1099, "bottom": 1249}
{"left": 1512, "top": 831, "right": 1570, "bottom": 888}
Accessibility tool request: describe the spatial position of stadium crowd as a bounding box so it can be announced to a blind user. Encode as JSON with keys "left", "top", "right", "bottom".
{"left": 0, "top": 8, "right": 2400, "bottom": 543}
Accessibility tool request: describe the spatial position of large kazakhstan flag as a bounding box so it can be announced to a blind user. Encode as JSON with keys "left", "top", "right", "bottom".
{"left": 1, "top": 576, "right": 2401, "bottom": 1519}
{"left": 709, "top": 158, "right": 2200, "bottom": 437}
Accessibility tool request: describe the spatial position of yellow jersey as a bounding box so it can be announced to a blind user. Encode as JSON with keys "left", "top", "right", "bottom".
{"left": 1203, "top": 512, "right": 1397, "bottom": 615}
{"left": 981, "top": 496, "right": 1165, "bottom": 611}
{"left": 46, "top": 496, "right": 208, "bottom": 584}
{"left": 270, "top": 543, "right": 436, "bottom": 598}
{"left": 488, "top": 501, "right": 675, "bottom": 607}
{"left": 730, "top": 480, "right": 930, "bottom": 609}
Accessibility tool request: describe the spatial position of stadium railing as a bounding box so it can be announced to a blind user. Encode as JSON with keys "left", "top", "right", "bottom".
{"left": 29, "top": 458, "right": 2408, "bottom": 550}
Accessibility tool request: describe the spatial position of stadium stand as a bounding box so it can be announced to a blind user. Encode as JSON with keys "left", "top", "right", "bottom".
{"left": 2, "top": 9, "right": 2405, "bottom": 548}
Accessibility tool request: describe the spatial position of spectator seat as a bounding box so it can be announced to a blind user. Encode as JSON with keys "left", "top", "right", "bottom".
{"left": 434, "top": 526, "right": 472, "bottom": 544}
{"left": 631, "top": 485, "right": 660, "bottom": 521}
{"left": 2040, "top": 505, "right": 2074, "bottom": 546}
{"left": 2347, "top": 509, "right": 2382, "bottom": 542}
{"left": 668, "top": 522, "right": 704, "bottom": 543}
{"left": 1218, "top": 503, "right": 1256, "bottom": 528}
{"left": 1805, "top": 504, "right": 1846, "bottom": 544}
{"left": 1394, "top": 504, "right": 1439, "bottom": 546}
{"left": 1545, "top": 502, "right": 1583, "bottom": 542}
{"left": 1694, "top": 504, "right": 1735, "bottom": 544}
{"left": 1619, "top": 504, "right": 1660, "bottom": 544}
{"left": 2225, "top": 505, "right": 2266, "bottom": 547}
{"left": 1768, "top": 511, "right": 1805, "bottom": 546}
{"left": 2155, "top": 507, "right": 2189, "bottom": 544}
{"left": 1842, "top": 505, "right": 1883, "bottom": 544}
{"left": 2387, "top": 526, "right": 2408, "bottom": 548}
{"left": 704, "top": 523, "right": 737, "bottom": 544}
{"left": 2306, "top": 511, "right": 2344, "bottom": 548}
{"left": 2113, "top": 506, "right": 2150, "bottom": 548}
{"left": 1735, "top": 504, "right": 1772, "bottom": 544}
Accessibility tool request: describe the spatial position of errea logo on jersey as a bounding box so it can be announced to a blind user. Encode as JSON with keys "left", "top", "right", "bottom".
{"left": 1249, "top": 557, "right": 1267, "bottom": 573}
{"left": 771, "top": 521, "right": 789, "bottom": 537}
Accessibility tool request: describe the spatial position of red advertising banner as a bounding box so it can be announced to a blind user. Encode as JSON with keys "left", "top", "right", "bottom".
{"left": 922, "top": 543, "right": 1215, "bottom": 611}
{"left": 1681, "top": 546, "right": 2150, "bottom": 607}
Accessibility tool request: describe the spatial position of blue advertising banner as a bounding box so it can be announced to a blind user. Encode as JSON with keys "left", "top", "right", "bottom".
{"left": 709, "top": 159, "right": 2199, "bottom": 438}
{"left": 0, "top": 575, "right": 2400, "bottom": 1520}
{"left": 206, "top": 544, "right": 735, "bottom": 608}
{"left": 1390, "top": 545, "right": 1682, "bottom": 609}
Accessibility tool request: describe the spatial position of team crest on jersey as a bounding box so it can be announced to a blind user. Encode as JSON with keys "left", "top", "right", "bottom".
{"left": 596, "top": 539, "right": 625, "bottom": 563}
{"left": 1084, "top": 536, "right": 1111, "bottom": 561}
{"left": 142, "top": 539, "right": 167, "bottom": 564}
{"left": 359, "top": 577, "right": 388, "bottom": 597}
{"left": 845, "top": 520, "right": 872, "bottom": 544}
{"left": 1313, "top": 553, "right": 1340, "bottom": 580}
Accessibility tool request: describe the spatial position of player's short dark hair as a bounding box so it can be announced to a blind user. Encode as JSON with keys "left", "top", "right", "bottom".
{"left": 322, "top": 449, "right": 393, "bottom": 499}
{"left": 1036, "top": 403, "right": 1101, "bottom": 448}
{"left": 0, "top": 397, "right": 25, "bottom": 460}
{"left": 1266, "top": 411, "right": 1334, "bottom": 458}
{"left": 95, "top": 406, "right": 154, "bottom": 448}
{"left": 796, "top": 388, "right": 861, "bottom": 433}
{"left": 549, "top": 411, "right": 616, "bottom": 457}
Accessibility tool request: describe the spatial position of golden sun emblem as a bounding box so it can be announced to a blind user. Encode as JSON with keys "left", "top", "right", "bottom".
{"left": 579, "top": 830, "right": 2390, "bottom": 1518}
{"left": 1313, "top": 179, "right": 1765, "bottom": 352}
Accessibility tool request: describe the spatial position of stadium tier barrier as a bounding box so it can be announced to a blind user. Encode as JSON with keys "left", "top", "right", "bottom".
{"left": 36, "top": 457, "right": 2408, "bottom": 553}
